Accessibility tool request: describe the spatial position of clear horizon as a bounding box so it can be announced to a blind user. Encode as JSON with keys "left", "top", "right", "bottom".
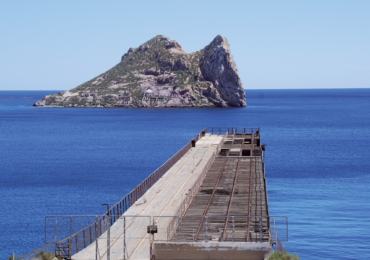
{"left": 1, "top": 0, "right": 369, "bottom": 90}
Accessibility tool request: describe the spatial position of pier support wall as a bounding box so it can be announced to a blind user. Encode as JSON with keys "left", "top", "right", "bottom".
{"left": 154, "top": 241, "right": 271, "bottom": 260}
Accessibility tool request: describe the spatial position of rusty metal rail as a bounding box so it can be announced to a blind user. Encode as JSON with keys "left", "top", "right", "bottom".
{"left": 185, "top": 131, "right": 230, "bottom": 241}
{"left": 247, "top": 157, "right": 253, "bottom": 241}
{"left": 208, "top": 127, "right": 260, "bottom": 135}
{"left": 167, "top": 130, "right": 271, "bottom": 243}
{"left": 164, "top": 149, "right": 216, "bottom": 240}
{"left": 192, "top": 157, "right": 229, "bottom": 241}
{"left": 221, "top": 158, "right": 241, "bottom": 241}
{"left": 165, "top": 131, "right": 228, "bottom": 240}
{"left": 55, "top": 129, "right": 208, "bottom": 259}
{"left": 246, "top": 134, "right": 255, "bottom": 241}
{"left": 166, "top": 215, "right": 287, "bottom": 243}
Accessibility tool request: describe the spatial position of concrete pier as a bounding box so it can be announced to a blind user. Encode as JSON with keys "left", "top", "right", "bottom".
{"left": 57, "top": 128, "right": 272, "bottom": 260}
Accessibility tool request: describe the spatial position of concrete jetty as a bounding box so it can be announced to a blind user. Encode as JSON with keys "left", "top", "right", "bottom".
{"left": 55, "top": 128, "right": 273, "bottom": 260}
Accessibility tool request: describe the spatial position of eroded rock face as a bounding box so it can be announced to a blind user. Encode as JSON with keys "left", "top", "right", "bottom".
{"left": 200, "top": 35, "right": 246, "bottom": 107}
{"left": 34, "top": 35, "right": 246, "bottom": 108}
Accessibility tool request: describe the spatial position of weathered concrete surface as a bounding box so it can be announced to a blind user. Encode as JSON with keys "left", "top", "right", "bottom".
{"left": 154, "top": 241, "right": 271, "bottom": 260}
{"left": 71, "top": 134, "right": 223, "bottom": 260}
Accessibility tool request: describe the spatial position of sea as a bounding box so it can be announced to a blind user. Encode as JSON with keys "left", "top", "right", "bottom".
{"left": 0, "top": 89, "right": 369, "bottom": 260}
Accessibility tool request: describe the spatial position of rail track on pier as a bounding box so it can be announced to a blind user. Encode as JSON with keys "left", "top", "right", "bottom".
{"left": 170, "top": 131, "right": 270, "bottom": 242}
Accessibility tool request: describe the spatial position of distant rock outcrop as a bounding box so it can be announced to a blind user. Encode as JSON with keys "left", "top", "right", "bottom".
{"left": 34, "top": 35, "right": 246, "bottom": 108}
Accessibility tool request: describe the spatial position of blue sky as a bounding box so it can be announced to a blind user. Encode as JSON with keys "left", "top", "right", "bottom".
{"left": 1, "top": 0, "right": 369, "bottom": 90}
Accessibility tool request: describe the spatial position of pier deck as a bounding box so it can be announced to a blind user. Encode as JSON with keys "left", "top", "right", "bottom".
{"left": 72, "top": 133, "right": 224, "bottom": 260}
{"left": 170, "top": 133, "right": 269, "bottom": 243}
{"left": 61, "top": 128, "right": 271, "bottom": 260}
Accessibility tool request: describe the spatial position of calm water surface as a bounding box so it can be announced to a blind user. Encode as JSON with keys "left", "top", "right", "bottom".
{"left": 0, "top": 89, "right": 369, "bottom": 259}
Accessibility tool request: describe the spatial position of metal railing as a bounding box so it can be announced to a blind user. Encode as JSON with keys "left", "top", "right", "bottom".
{"left": 36, "top": 126, "right": 294, "bottom": 260}
{"left": 275, "top": 235, "right": 287, "bottom": 254}
{"left": 17, "top": 242, "right": 56, "bottom": 260}
{"left": 48, "top": 215, "right": 287, "bottom": 260}
{"left": 207, "top": 127, "right": 260, "bottom": 135}
{"left": 161, "top": 215, "right": 287, "bottom": 243}
{"left": 50, "top": 215, "right": 151, "bottom": 260}
{"left": 272, "top": 218, "right": 288, "bottom": 254}
{"left": 40, "top": 127, "right": 276, "bottom": 259}
{"left": 54, "top": 129, "right": 210, "bottom": 259}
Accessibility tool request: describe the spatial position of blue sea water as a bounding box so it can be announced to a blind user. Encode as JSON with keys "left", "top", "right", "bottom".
{"left": 0, "top": 89, "right": 369, "bottom": 260}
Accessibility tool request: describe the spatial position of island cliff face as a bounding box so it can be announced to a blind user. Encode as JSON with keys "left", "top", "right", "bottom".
{"left": 34, "top": 35, "right": 246, "bottom": 108}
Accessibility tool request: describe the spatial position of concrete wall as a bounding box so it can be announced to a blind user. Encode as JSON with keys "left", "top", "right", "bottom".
{"left": 154, "top": 241, "right": 271, "bottom": 260}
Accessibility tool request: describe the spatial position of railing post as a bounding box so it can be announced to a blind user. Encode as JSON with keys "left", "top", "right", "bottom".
{"left": 75, "top": 235, "right": 78, "bottom": 253}
{"left": 286, "top": 216, "right": 288, "bottom": 244}
{"left": 274, "top": 219, "right": 277, "bottom": 247}
{"left": 83, "top": 230, "right": 86, "bottom": 248}
{"left": 167, "top": 222, "right": 169, "bottom": 241}
{"left": 246, "top": 216, "right": 249, "bottom": 242}
{"left": 259, "top": 216, "right": 262, "bottom": 242}
{"left": 107, "top": 216, "right": 110, "bottom": 260}
{"left": 99, "top": 219, "right": 102, "bottom": 235}
{"left": 177, "top": 216, "right": 181, "bottom": 241}
{"left": 205, "top": 216, "right": 208, "bottom": 242}
{"left": 193, "top": 227, "right": 195, "bottom": 242}
{"left": 123, "top": 216, "right": 126, "bottom": 260}
{"left": 232, "top": 216, "right": 235, "bottom": 242}
{"left": 44, "top": 216, "right": 46, "bottom": 244}
{"left": 179, "top": 217, "right": 182, "bottom": 241}
{"left": 90, "top": 226, "right": 92, "bottom": 244}
{"left": 95, "top": 216, "right": 98, "bottom": 260}
{"left": 70, "top": 216, "right": 72, "bottom": 239}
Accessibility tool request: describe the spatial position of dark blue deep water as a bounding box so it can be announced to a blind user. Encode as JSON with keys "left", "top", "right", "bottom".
{"left": 0, "top": 89, "right": 369, "bottom": 259}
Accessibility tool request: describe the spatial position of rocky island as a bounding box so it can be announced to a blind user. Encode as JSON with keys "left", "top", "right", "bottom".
{"left": 34, "top": 35, "right": 246, "bottom": 108}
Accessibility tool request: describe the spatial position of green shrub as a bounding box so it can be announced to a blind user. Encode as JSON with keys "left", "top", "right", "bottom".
{"left": 35, "top": 251, "right": 55, "bottom": 260}
{"left": 8, "top": 256, "right": 22, "bottom": 260}
{"left": 268, "top": 251, "right": 300, "bottom": 260}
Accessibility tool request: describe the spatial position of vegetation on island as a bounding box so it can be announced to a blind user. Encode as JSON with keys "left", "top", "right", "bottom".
{"left": 34, "top": 35, "right": 246, "bottom": 108}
